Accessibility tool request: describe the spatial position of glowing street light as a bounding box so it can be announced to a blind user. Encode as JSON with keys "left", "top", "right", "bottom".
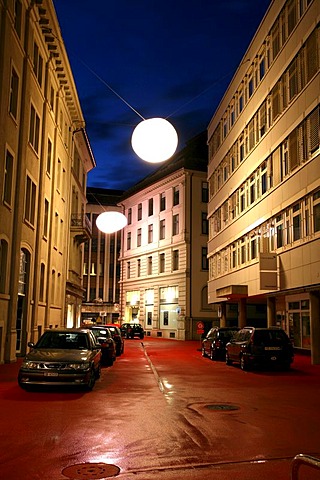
{"left": 95, "top": 211, "right": 127, "bottom": 234}
{"left": 131, "top": 117, "right": 178, "bottom": 163}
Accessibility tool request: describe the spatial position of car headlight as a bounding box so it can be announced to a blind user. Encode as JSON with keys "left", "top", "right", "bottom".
{"left": 67, "top": 362, "right": 90, "bottom": 371}
{"left": 21, "top": 361, "right": 41, "bottom": 369}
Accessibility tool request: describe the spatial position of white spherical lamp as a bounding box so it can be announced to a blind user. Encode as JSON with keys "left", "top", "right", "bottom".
{"left": 131, "top": 117, "right": 178, "bottom": 163}
{"left": 96, "top": 211, "right": 127, "bottom": 234}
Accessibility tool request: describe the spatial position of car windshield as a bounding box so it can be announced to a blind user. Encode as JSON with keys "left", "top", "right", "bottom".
{"left": 36, "top": 332, "right": 89, "bottom": 349}
{"left": 219, "top": 330, "right": 238, "bottom": 339}
{"left": 253, "top": 330, "right": 288, "bottom": 346}
{"left": 91, "top": 329, "right": 109, "bottom": 339}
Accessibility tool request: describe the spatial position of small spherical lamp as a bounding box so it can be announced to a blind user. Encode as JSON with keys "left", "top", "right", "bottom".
{"left": 96, "top": 211, "right": 127, "bottom": 234}
{"left": 131, "top": 117, "right": 178, "bottom": 163}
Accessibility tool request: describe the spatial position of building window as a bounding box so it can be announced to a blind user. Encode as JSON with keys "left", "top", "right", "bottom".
{"left": 293, "top": 203, "right": 301, "bottom": 241}
{"left": 127, "top": 208, "right": 132, "bottom": 225}
{"left": 138, "top": 203, "right": 142, "bottom": 221}
{"left": 202, "top": 247, "right": 208, "bottom": 270}
{"left": 259, "top": 56, "right": 265, "bottom": 81}
{"left": 202, "top": 182, "right": 209, "bottom": 203}
{"left": 29, "top": 105, "right": 40, "bottom": 153}
{"left": 148, "top": 198, "right": 153, "bottom": 216}
{"left": 160, "top": 193, "right": 166, "bottom": 211}
{"left": 3, "top": 150, "right": 14, "bottom": 206}
{"left": 147, "top": 256, "right": 152, "bottom": 275}
{"left": 46, "top": 138, "right": 52, "bottom": 174}
{"left": 9, "top": 66, "right": 19, "bottom": 119}
{"left": 173, "top": 186, "right": 179, "bottom": 206}
{"left": 172, "top": 214, "right": 179, "bottom": 236}
{"left": 33, "top": 41, "right": 43, "bottom": 87}
{"left": 160, "top": 219, "right": 165, "bottom": 240}
{"left": 159, "top": 253, "right": 165, "bottom": 273}
{"left": 0, "top": 239, "right": 8, "bottom": 294}
{"left": 127, "top": 262, "right": 131, "bottom": 279}
{"left": 39, "top": 263, "right": 45, "bottom": 302}
{"left": 127, "top": 232, "right": 131, "bottom": 250}
{"left": 148, "top": 224, "right": 153, "bottom": 243}
{"left": 201, "top": 212, "right": 208, "bottom": 234}
{"left": 137, "top": 259, "right": 141, "bottom": 277}
{"left": 137, "top": 228, "right": 141, "bottom": 247}
{"left": 14, "top": 0, "right": 22, "bottom": 37}
{"left": 43, "top": 199, "right": 49, "bottom": 238}
{"left": 24, "top": 176, "right": 36, "bottom": 226}
{"left": 313, "top": 191, "right": 320, "bottom": 232}
{"left": 172, "top": 250, "right": 179, "bottom": 271}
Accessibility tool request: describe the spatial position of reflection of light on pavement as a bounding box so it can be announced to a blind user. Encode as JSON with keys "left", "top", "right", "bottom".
{"left": 163, "top": 379, "right": 173, "bottom": 390}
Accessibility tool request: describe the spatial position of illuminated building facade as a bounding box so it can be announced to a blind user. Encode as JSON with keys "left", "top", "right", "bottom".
{"left": 207, "top": 0, "right": 320, "bottom": 361}
{"left": 120, "top": 132, "right": 213, "bottom": 340}
{"left": 0, "top": 0, "right": 95, "bottom": 362}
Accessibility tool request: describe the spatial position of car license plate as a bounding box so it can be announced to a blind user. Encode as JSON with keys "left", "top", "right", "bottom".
{"left": 265, "top": 346, "right": 281, "bottom": 350}
{"left": 44, "top": 372, "right": 59, "bottom": 377}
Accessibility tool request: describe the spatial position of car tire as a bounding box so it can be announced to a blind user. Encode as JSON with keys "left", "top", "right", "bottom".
{"left": 86, "top": 368, "right": 96, "bottom": 391}
{"left": 226, "top": 353, "right": 232, "bottom": 365}
{"left": 96, "top": 364, "right": 101, "bottom": 379}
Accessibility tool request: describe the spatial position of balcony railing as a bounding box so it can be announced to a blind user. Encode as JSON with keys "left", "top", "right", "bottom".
{"left": 70, "top": 214, "right": 92, "bottom": 243}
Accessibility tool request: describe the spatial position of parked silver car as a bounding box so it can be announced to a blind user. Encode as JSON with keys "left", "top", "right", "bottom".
{"left": 18, "top": 329, "right": 102, "bottom": 390}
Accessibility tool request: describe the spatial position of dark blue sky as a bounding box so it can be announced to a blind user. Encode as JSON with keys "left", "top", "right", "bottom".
{"left": 53, "top": 0, "right": 271, "bottom": 190}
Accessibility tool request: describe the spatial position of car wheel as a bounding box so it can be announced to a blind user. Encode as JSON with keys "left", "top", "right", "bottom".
{"left": 226, "top": 352, "right": 232, "bottom": 365}
{"left": 95, "top": 363, "right": 101, "bottom": 379}
{"left": 86, "top": 368, "right": 96, "bottom": 391}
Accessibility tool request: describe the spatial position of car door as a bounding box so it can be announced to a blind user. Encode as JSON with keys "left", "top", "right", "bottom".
{"left": 227, "top": 330, "right": 244, "bottom": 360}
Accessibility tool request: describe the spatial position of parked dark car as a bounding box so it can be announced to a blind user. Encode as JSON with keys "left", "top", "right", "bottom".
{"left": 86, "top": 326, "right": 116, "bottom": 366}
{"left": 121, "top": 323, "right": 144, "bottom": 339}
{"left": 18, "top": 329, "right": 102, "bottom": 390}
{"left": 104, "top": 324, "right": 124, "bottom": 356}
{"left": 225, "top": 326, "right": 294, "bottom": 371}
{"left": 202, "top": 326, "right": 239, "bottom": 360}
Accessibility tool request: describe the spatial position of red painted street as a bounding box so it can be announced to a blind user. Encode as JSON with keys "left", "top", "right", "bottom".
{"left": 1, "top": 338, "right": 320, "bottom": 480}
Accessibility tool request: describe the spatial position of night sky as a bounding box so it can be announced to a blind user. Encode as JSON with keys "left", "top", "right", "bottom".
{"left": 53, "top": 0, "right": 271, "bottom": 191}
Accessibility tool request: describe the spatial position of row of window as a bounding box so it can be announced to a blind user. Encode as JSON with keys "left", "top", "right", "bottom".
{"left": 127, "top": 182, "right": 209, "bottom": 225}
{"left": 209, "top": 189, "right": 320, "bottom": 279}
{"left": 0, "top": 242, "right": 61, "bottom": 304}
{"left": 127, "top": 214, "right": 181, "bottom": 249}
{"left": 125, "top": 247, "right": 208, "bottom": 280}
{"left": 209, "top": 105, "right": 320, "bottom": 238}
{"left": 209, "top": 0, "right": 314, "bottom": 161}
{"left": 209, "top": 25, "right": 319, "bottom": 198}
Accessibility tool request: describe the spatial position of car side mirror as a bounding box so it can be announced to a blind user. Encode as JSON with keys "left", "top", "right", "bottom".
{"left": 27, "top": 342, "right": 35, "bottom": 348}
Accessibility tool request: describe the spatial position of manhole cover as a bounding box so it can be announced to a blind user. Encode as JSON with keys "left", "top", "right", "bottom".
{"left": 205, "top": 404, "right": 240, "bottom": 411}
{"left": 62, "top": 462, "right": 120, "bottom": 479}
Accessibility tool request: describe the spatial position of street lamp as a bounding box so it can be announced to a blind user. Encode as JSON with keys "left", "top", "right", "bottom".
{"left": 95, "top": 211, "right": 127, "bottom": 234}
{"left": 131, "top": 117, "right": 178, "bottom": 163}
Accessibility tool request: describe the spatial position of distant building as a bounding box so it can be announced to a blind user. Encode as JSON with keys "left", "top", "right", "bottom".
{"left": 119, "top": 132, "right": 213, "bottom": 340}
{"left": 81, "top": 187, "right": 124, "bottom": 325}
{"left": 0, "top": 0, "right": 95, "bottom": 362}
{"left": 207, "top": 0, "right": 320, "bottom": 362}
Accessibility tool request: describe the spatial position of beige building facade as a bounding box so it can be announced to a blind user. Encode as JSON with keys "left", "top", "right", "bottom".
{"left": 207, "top": 0, "right": 320, "bottom": 362}
{"left": 120, "top": 133, "right": 213, "bottom": 340}
{"left": 0, "top": 0, "right": 95, "bottom": 362}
